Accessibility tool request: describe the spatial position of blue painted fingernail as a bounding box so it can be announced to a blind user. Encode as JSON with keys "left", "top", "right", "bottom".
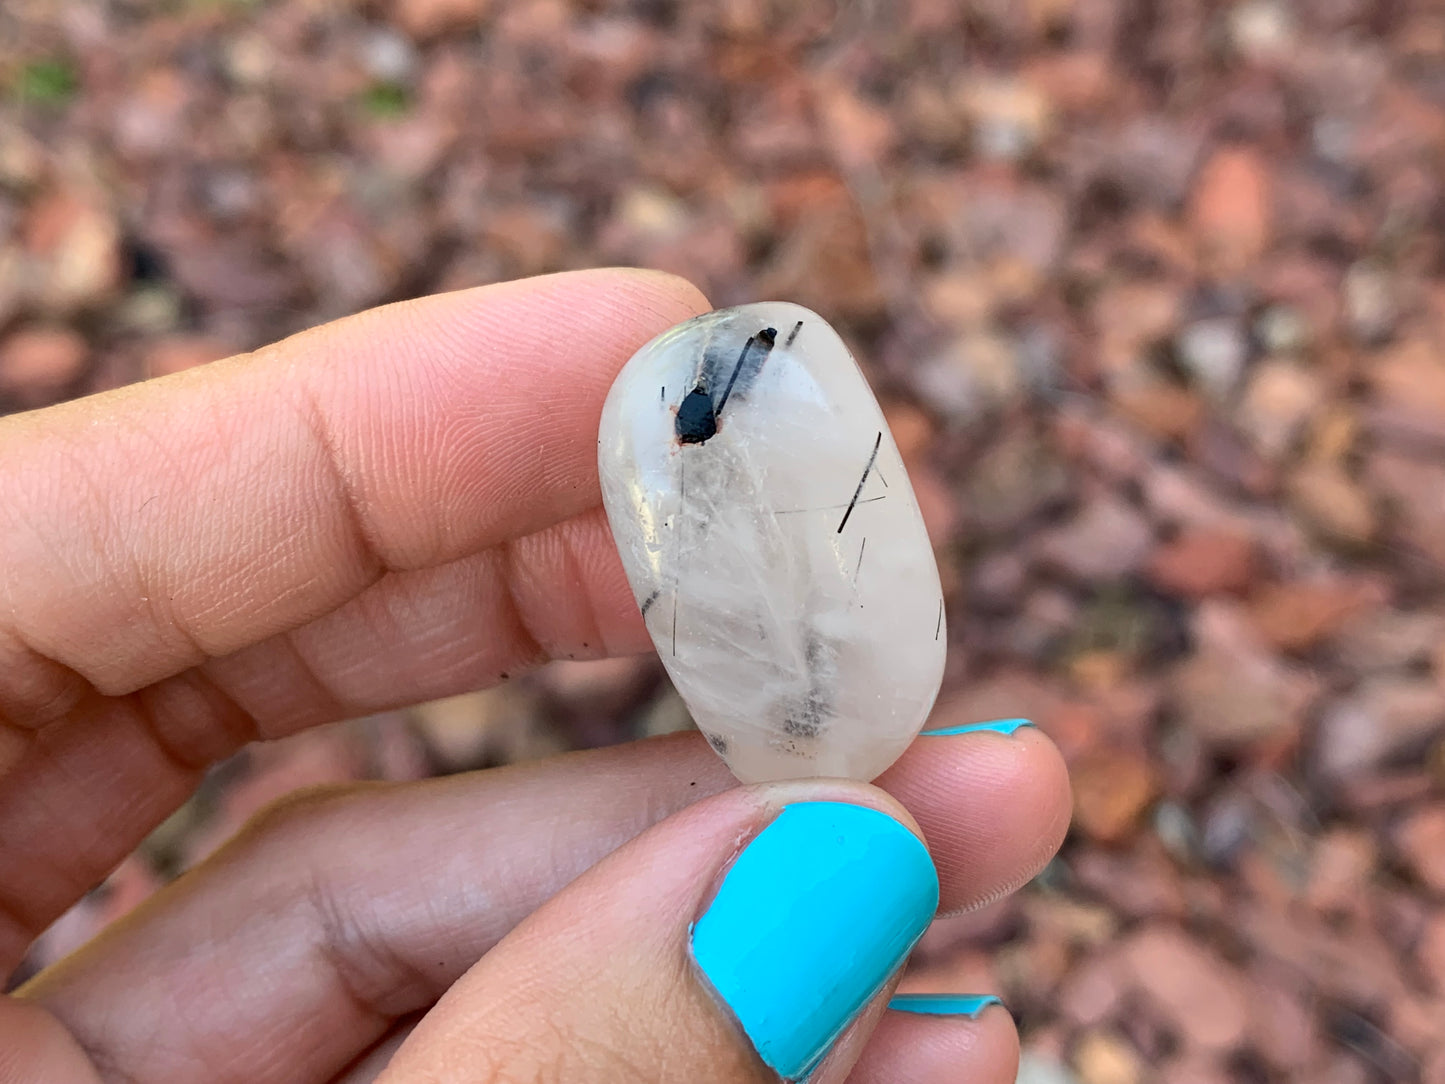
{"left": 690, "top": 802, "right": 939, "bottom": 1081}
{"left": 888, "top": 993, "right": 1004, "bottom": 1017}
{"left": 920, "top": 717, "right": 1034, "bottom": 737}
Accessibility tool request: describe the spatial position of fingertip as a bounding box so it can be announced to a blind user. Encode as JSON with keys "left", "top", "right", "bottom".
{"left": 1010, "top": 724, "right": 1074, "bottom": 855}
{"left": 878, "top": 722, "right": 1072, "bottom": 914}
{"left": 606, "top": 267, "right": 713, "bottom": 320}
{"left": 883, "top": 721, "right": 1071, "bottom": 834}
{"left": 852, "top": 995, "right": 1019, "bottom": 1084}
{"left": 476, "top": 267, "right": 709, "bottom": 340}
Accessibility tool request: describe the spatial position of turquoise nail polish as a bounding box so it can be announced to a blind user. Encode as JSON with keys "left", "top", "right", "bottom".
{"left": 887, "top": 993, "right": 1003, "bottom": 1017}
{"left": 920, "top": 717, "right": 1034, "bottom": 737}
{"left": 690, "top": 802, "right": 939, "bottom": 1081}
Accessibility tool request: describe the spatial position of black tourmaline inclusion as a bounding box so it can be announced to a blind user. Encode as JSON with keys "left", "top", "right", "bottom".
{"left": 676, "top": 384, "right": 717, "bottom": 444}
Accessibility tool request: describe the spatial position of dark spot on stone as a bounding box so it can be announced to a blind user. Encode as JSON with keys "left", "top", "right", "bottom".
{"left": 782, "top": 707, "right": 823, "bottom": 738}
{"left": 676, "top": 383, "right": 717, "bottom": 444}
{"left": 704, "top": 731, "right": 728, "bottom": 755}
{"left": 781, "top": 633, "right": 831, "bottom": 737}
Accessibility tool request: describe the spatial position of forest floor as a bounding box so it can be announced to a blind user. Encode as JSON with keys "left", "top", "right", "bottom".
{"left": 6, "top": 2, "right": 1445, "bottom": 1081}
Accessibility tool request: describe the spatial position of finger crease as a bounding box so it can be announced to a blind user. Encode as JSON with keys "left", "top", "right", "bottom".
{"left": 280, "top": 630, "right": 352, "bottom": 725}
{"left": 558, "top": 526, "right": 609, "bottom": 658}
{"left": 497, "top": 540, "right": 549, "bottom": 665}
{"left": 135, "top": 673, "right": 259, "bottom": 772}
{"left": 154, "top": 606, "right": 218, "bottom": 679}
{"left": 0, "top": 886, "right": 44, "bottom": 972}
{"left": 293, "top": 382, "right": 395, "bottom": 581}
{"left": 304, "top": 866, "right": 442, "bottom": 1022}
{"left": 0, "top": 626, "right": 93, "bottom": 730}
{"left": 63, "top": 1034, "right": 141, "bottom": 1084}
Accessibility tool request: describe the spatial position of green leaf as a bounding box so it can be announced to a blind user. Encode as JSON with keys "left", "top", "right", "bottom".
{"left": 15, "top": 58, "right": 77, "bottom": 105}
{"left": 360, "top": 81, "right": 410, "bottom": 118}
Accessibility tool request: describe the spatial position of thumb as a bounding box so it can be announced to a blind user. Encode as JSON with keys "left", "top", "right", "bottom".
{"left": 378, "top": 782, "right": 939, "bottom": 1083}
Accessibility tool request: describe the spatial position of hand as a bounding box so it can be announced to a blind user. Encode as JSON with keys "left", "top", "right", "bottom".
{"left": 0, "top": 269, "right": 1071, "bottom": 1083}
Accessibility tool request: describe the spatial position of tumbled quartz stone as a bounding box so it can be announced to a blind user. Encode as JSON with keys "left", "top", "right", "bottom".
{"left": 598, "top": 302, "right": 947, "bottom": 786}
{"left": 598, "top": 303, "right": 946, "bottom": 783}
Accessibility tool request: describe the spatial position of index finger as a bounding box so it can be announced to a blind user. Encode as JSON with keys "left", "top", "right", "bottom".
{"left": 0, "top": 269, "right": 710, "bottom": 715}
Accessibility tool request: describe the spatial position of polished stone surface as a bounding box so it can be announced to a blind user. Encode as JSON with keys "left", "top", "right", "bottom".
{"left": 599, "top": 303, "right": 946, "bottom": 782}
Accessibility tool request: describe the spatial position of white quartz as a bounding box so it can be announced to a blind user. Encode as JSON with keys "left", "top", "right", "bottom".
{"left": 598, "top": 303, "right": 946, "bottom": 783}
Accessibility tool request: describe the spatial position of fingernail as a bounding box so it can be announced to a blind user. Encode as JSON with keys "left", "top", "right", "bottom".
{"left": 920, "top": 717, "right": 1035, "bottom": 737}
{"left": 690, "top": 801, "right": 939, "bottom": 1081}
{"left": 887, "top": 993, "right": 1004, "bottom": 1018}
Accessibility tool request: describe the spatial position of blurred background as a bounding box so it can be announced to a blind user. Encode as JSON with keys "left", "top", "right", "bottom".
{"left": 5, "top": 0, "right": 1445, "bottom": 1080}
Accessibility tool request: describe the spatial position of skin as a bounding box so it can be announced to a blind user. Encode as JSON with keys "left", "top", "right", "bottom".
{"left": 0, "top": 269, "right": 1072, "bottom": 1083}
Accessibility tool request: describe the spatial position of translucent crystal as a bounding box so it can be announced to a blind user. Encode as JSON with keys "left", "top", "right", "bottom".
{"left": 599, "top": 303, "right": 946, "bottom": 782}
